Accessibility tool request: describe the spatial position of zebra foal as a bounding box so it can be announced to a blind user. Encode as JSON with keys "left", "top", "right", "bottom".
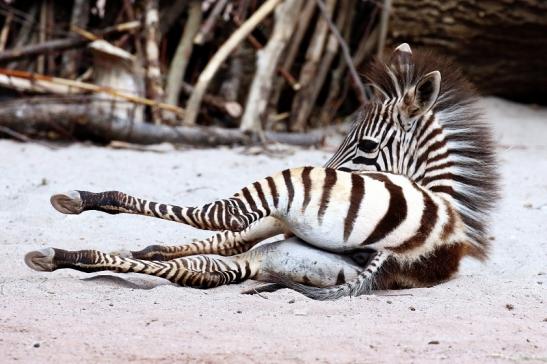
{"left": 25, "top": 44, "right": 499, "bottom": 300}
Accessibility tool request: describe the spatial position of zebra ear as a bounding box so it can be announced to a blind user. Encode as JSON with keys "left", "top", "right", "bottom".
{"left": 414, "top": 70, "right": 441, "bottom": 114}
{"left": 398, "top": 71, "right": 441, "bottom": 130}
{"left": 389, "top": 43, "right": 413, "bottom": 72}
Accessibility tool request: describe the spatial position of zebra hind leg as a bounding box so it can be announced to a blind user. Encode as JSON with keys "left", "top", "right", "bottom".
{"left": 126, "top": 217, "right": 285, "bottom": 261}
{"left": 24, "top": 238, "right": 374, "bottom": 296}
{"left": 24, "top": 247, "right": 258, "bottom": 288}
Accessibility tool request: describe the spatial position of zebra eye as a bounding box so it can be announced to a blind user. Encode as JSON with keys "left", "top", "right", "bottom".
{"left": 358, "top": 139, "right": 379, "bottom": 152}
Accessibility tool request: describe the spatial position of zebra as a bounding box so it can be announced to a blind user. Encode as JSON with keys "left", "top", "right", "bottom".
{"left": 25, "top": 44, "right": 499, "bottom": 300}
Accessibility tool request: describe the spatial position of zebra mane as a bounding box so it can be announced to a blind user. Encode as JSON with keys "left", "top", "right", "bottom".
{"left": 365, "top": 48, "right": 500, "bottom": 258}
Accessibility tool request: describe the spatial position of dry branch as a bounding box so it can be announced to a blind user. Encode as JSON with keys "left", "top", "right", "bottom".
{"left": 315, "top": 0, "right": 367, "bottom": 105}
{"left": 0, "top": 21, "right": 140, "bottom": 64}
{"left": 240, "top": 0, "right": 302, "bottom": 133}
{"left": 165, "top": 1, "right": 202, "bottom": 107}
{"left": 0, "top": 68, "right": 183, "bottom": 117}
{"left": 184, "top": 0, "right": 282, "bottom": 126}
{"left": 0, "top": 97, "right": 323, "bottom": 147}
{"left": 268, "top": 0, "right": 315, "bottom": 117}
{"left": 143, "top": 0, "right": 165, "bottom": 123}
{"left": 377, "top": 0, "right": 392, "bottom": 59}
{"left": 290, "top": 0, "right": 336, "bottom": 131}
{"left": 158, "top": 1, "right": 187, "bottom": 35}
{"left": 194, "top": 0, "right": 228, "bottom": 45}
{"left": 62, "top": 0, "right": 89, "bottom": 78}
{"left": 0, "top": 10, "right": 13, "bottom": 51}
{"left": 180, "top": 82, "right": 242, "bottom": 118}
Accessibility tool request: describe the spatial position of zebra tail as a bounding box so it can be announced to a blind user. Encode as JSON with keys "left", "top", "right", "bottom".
{"left": 266, "top": 251, "right": 389, "bottom": 301}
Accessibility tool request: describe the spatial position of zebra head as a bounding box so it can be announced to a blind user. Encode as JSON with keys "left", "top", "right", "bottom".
{"left": 325, "top": 43, "right": 441, "bottom": 177}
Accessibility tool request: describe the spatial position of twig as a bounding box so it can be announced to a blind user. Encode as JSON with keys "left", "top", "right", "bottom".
{"left": 37, "top": 0, "right": 47, "bottom": 74}
{"left": 194, "top": 0, "right": 228, "bottom": 45}
{"left": 180, "top": 82, "right": 242, "bottom": 118}
{"left": 0, "top": 21, "right": 140, "bottom": 64}
{"left": 0, "top": 68, "right": 184, "bottom": 117}
{"left": 6, "top": 3, "right": 37, "bottom": 69}
{"left": 0, "top": 10, "right": 13, "bottom": 51}
{"left": 165, "top": 1, "right": 202, "bottom": 107}
{"left": 316, "top": 0, "right": 368, "bottom": 104}
{"left": 184, "top": 0, "right": 282, "bottom": 126}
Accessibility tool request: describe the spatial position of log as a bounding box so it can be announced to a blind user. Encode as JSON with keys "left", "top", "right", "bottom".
{"left": 0, "top": 97, "right": 323, "bottom": 147}
{"left": 388, "top": 0, "right": 547, "bottom": 104}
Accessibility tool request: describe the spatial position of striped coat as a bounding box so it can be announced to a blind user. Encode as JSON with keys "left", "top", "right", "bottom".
{"left": 25, "top": 44, "right": 499, "bottom": 300}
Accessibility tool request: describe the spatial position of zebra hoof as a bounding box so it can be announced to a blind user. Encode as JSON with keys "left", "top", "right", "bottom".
{"left": 50, "top": 191, "right": 83, "bottom": 214}
{"left": 25, "top": 248, "right": 56, "bottom": 272}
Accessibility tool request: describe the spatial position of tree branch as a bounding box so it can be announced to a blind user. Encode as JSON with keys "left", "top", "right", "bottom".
{"left": 183, "top": 0, "right": 282, "bottom": 126}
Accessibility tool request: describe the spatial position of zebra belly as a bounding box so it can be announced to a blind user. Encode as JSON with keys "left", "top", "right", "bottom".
{"left": 252, "top": 237, "right": 363, "bottom": 286}
{"left": 276, "top": 172, "right": 426, "bottom": 253}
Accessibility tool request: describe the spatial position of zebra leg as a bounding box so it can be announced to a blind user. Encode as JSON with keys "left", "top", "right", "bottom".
{"left": 24, "top": 237, "right": 370, "bottom": 292}
{"left": 24, "top": 247, "right": 259, "bottom": 288}
{"left": 50, "top": 189, "right": 258, "bottom": 232}
{"left": 127, "top": 217, "right": 285, "bottom": 261}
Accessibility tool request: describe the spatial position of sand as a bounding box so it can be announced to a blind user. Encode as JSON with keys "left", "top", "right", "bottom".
{"left": 0, "top": 97, "right": 546, "bottom": 363}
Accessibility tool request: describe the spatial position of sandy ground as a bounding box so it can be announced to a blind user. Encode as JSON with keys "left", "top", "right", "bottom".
{"left": 0, "top": 97, "right": 546, "bottom": 363}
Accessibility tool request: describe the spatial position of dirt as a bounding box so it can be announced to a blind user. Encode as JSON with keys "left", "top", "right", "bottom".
{"left": 0, "top": 97, "right": 546, "bottom": 363}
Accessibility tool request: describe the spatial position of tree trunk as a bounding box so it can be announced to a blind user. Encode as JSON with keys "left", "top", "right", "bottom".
{"left": 388, "top": 0, "right": 547, "bottom": 104}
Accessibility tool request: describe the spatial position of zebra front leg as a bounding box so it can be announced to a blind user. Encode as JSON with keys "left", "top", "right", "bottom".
{"left": 128, "top": 217, "right": 285, "bottom": 261}
{"left": 24, "top": 248, "right": 258, "bottom": 288}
